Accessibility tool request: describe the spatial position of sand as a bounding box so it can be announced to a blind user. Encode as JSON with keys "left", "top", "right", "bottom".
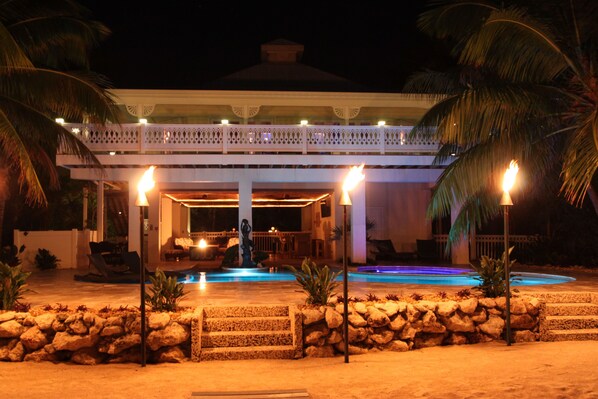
{"left": 1, "top": 340, "right": 597, "bottom": 398}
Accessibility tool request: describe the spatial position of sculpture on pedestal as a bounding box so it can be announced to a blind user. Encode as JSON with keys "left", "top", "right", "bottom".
{"left": 240, "top": 218, "right": 255, "bottom": 268}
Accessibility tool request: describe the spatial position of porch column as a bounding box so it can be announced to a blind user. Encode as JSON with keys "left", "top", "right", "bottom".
{"left": 450, "top": 203, "right": 469, "bottom": 265}
{"left": 238, "top": 179, "right": 252, "bottom": 265}
{"left": 97, "top": 181, "right": 105, "bottom": 241}
{"left": 128, "top": 181, "right": 141, "bottom": 255}
{"left": 350, "top": 182, "right": 367, "bottom": 264}
{"left": 82, "top": 186, "right": 89, "bottom": 229}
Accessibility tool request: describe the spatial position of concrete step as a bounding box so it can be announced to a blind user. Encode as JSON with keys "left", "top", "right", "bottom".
{"left": 199, "top": 345, "right": 297, "bottom": 361}
{"left": 203, "top": 316, "right": 291, "bottom": 332}
{"left": 546, "top": 303, "right": 598, "bottom": 316}
{"left": 202, "top": 330, "right": 293, "bottom": 348}
{"left": 203, "top": 305, "right": 289, "bottom": 318}
{"left": 541, "top": 328, "right": 598, "bottom": 342}
{"left": 532, "top": 292, "right": 593, "bottom": 304}
{"left": 544, "top": 315, "right": 598, "bottom": 330}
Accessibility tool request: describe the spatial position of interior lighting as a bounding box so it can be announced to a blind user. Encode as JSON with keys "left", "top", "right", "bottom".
{"left": 55, "top": 118, "right": 65, "bottom": 125}
{"left": 300, "top": 120, "right": 308, "bottom": 126}
{"left": 377, "top": 120, "right": 386, "bottom": 127}
{"left": 221, "top": 119, "right": 229, "bottom": 125}
{"left": 139, "top": 118, "right": 148, "bottom": 124}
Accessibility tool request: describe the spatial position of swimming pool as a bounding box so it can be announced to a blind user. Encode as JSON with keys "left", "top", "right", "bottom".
{"left": 184, "top": 266, "right": 575, "bottom": 286}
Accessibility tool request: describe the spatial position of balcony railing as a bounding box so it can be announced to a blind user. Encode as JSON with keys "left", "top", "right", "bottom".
{"left": 62, "top": 123, "right": 438, "bottom": 155}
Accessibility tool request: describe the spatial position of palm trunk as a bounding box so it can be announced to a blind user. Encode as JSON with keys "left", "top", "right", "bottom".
{"left": 0, "top": 167, "right": 9, "bottom": 246}
{"left": 588, "top": 185, "right": 598, "bottom": 215}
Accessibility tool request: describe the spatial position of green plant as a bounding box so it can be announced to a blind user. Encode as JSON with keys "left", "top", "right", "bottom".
{"left": 221, "top": 244, "right": 239, "bottom": 267}
{"left": 455, "top": 289, "right": 471, "bottom": 299}
{"left": 253, "top": 250, "right": 269, "bottom": 265}
{"left": 385, "top": 293, "right": 400, "bottom": 301}
{"left": 366, "top": 293, "right": 379, "bottom": 301}
{"left": 286, "top": 258, "right": 341, "bottom": 306}
{"left": 410, "top": 293, "right": 423, "bottom": 301}
{"left": 145, "top": 268, "right": 187, "bottom": 311}
{"left": 0, "top": 245, "right": 25, "bottom": 266}
{"left": 470, "top": 248, "right": 516, "bottom": 298}
{"left": 35, "top": 248, "right": 60, "bottom": 270}
{"left": 330, "top": 218, "right": 376, "bottom": 241}
{"left": 0, "top": 262, "right": 31, "bottom": 310}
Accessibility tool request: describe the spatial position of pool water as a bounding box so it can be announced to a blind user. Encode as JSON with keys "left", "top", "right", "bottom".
{"left": 184, "top": 266, "right": 575, "bottom": 286}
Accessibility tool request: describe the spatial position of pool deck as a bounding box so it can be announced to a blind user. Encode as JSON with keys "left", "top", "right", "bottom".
{"left": 23, "top": 257, "right": 598, "bottom": 308}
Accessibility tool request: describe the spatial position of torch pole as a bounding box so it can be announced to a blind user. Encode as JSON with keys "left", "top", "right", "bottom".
{"left": 342, "top": 203, "right": 349, "bottom": 363}
{"left": 140, "top": 206, "right": 147, "bottom": 366}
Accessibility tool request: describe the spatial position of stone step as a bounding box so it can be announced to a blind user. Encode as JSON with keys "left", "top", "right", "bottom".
{"left": 541, "top": 328, "right": 598, "bottom": 342}
{"left": 202, "top": 330, "right": 293, "bottom": 348}
{"left": 546, "top": 303, "right": 598, "bottom": 316}
{"left": 532, "top": 292, "right": 593, "bottom": 304}
{"left": 544, "top": 315, "right": 598, "bottom": 330}
{"left": 199, "top": 345, "right": 297, "bottom": 361}
{"left": 203, "top": 316, "right": 291, "bottom": 332}
{"left": 203, "top": 305, "right": 289, "bottom": 319}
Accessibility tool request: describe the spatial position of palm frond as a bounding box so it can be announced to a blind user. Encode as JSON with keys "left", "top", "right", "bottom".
{"left": 0, "top": 21, "right": 33, "bottom": 68}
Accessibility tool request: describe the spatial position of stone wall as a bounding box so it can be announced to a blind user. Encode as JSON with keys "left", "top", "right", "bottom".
{"left": 301, "top": 295, "right": 542, "bottom": 357}
{"left": 0, "top": 308, "right": 197, "bottom": 364}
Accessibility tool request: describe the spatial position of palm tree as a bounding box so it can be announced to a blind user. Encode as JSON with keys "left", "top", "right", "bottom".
{"left": 405, "top": 0, "right": 598, "bottom": 244}
{"left": 0, "top": 0, "right": 117, "bottom": 244}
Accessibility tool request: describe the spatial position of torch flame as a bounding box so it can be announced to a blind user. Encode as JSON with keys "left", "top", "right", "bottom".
{"left": 198, "top": 238, "right": 207, "bottom": 249}
{"left": 138, "top": 166, "right": 156, "bottom": 194}
{"left": 502, "top": 160, "right": 519, "bottom": 192}
{"left": 342, "top": 163, "right": 365, "bottom": 192}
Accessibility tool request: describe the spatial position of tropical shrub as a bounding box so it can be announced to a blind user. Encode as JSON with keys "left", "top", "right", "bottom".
{"left": 253, "top": 251, "right": 269, "bottom": 265}
{"left": 470, "top": 248, "right": 516, "bottom": 298}
{"left": 286, "top": 258, "right": 341, "bottom": 305}
{"left": 35, "top": 248, "right": 60, "bottom": 270}
{"left": 0, "top": 261, "right": 31, "bottom": 310}
{"left": 145, "top": 269, "right": 186, "bottom": 311}
{"left": 0, "top": 245, "right": 25, "bottom": 266}
{"left": 221, "top": 244, "right": 239, "bottom": 267}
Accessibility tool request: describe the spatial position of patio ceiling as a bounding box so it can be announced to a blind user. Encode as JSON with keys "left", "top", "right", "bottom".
{"left": 164, "top": 189, "right": 330, "bottom": 208}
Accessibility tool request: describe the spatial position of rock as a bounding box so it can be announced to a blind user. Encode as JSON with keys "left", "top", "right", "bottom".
{"left": 441, "top": 312, "right": 475, "bottom": 333}
{"left": 510, "top": 298, "right": 528, "bottom": 315}
{"left": 155, "top": 346, "right": 186, "bottom": 363}
{"left": 175, "top": 312, "right": 193, "bottom": 326}
{"left": 83, "top": 312, "right": 96, "bottom": 326}
{"left": 376, "top": 302, "right": 401, "bottom": 317}
{"left": 24, "top": 348, "right": 58, "bottom": 362}
{"left": 414, "top": 301, "right": 437, "bottom": 312}
{"left": 147, "top": 322, "right": 189, "bottom": 351}
{"left": 101, "top": 325, "right": 124, "bottom": 337}
{"left": 20, "top": 326, "right": 48, "bottom": 351}
{"left": 399, "top": 324, "right": 418, "bottom": 340}
{"left": 488, "top": 308, "right": 502, "bottom": 316}
{"left": 64, "top": 314, "right": 78, "bottom": 324}
{"left": 125, "top": 316, "right": 142, "bottom": 334}
{"left": 478, "top": 298, "right": 497, "bottom": 308}
{"left": 105, "top": 316, "right": 123, "bottom": 327}
{"left": 71, "top": 347, "right": 104, "bottom": 365}
{"left": 347, "top": 325, "right": 367, "bottom": 343}
{"left": 513, "top": 330, "right": 538, "bottom": 343}
{"left": 471, "top": 308, "right": 488, "bottom": 324}
{"left": 468, "top": 332, "right": 494, "bottom": 344}
{"left": 305, "top": 345, "right": 335, "bottom": 357}
{"left": 325, "top": 308, "right": 343, "bottom": 329}
{"left": 494, "top": 297, "right": 506, "bottom": 309}
{"left": 437, "top": 301, "right": 458, "bottom": 316}
{"left": 51, "top": 320, "right": 66, "bottom": 332}
{"left": 23, "top": 315, "right": 36, "bottom": 326}
{"left": 8, "top": 341, "right": 25, "bottom": 362}
{"left": 69, "top": 320, "right": 88, "bottom": 335}
{"left": 305, "top": 328, "right": 328, "bottom": 346}
{"left": 525, "top": 297, "right": 541, "bottom": 316}
{"left": 56, "top": 313, "right": 68, "bottom": 322}
{"left": 445, "top": 333, "right": 468, "bottom": 345}
{"left": 101, "top": 334, "right": 141, "bottom": 355}
{"left": 422, "top": 311, "right": 446, "bottom": 334}
{"left": 414, "top": 333, "right": 445, "bottom": 348}
{"left": 302, "top": 308, "right": 325, "bottom": 325}
{"left": 52, "top": 331, "right": 99, "bottom": 351}
{"left": 458, "top": 298, "right": 479, "bottom": 315}
{"left": 334, "top": 342, "right": 368, "bottom": 355}
{"left": 370, "top": 329, "right": 394, "bottom": 345}
{"left": 0, "top": 320, "right": 26, "bottom": 338}
{"left": 389, "top": 315, "right": 407, "bottom": 332}
{"left": 326, "top": 330, "right": 343, "bottom": 345}
{"left": 510, "top": 314, "right": 536, "bottom": 330}
{"left": 406, "top": 304, "right": 421, "bottom": 323}
{"left": 478, "top": 316, "right": 505, "bottom": 339}
{"left": 148, "top": 313, "right": 171, "bottom": 330}
{"left": 385, "top": 340, "right": 410, "bottom": 352}
{"left": 35, "top": 314, "right": 56, "bottom": 330}
{"left": 353, "top": 302, "right": 367, "bottom": 314}
{"left": 108, "top": 347, "right": 141, "bottom": 364}
{"left": 0, "top": 312, "right": 16, "bottom": 323}
{"left": 348, "top": 313, "right": 367, "bottom": 327}
{"left": 366, "top": 306, "right": 390, "bottom": 327}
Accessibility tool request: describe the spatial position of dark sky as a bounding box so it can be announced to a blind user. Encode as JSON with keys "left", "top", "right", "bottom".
{"left": 80, "top": 0, "right": 452, "bottom": 91}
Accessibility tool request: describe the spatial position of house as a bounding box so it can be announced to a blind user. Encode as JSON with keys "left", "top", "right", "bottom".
{"left": 55, "top": 40, "right": 469, "bottom": 265}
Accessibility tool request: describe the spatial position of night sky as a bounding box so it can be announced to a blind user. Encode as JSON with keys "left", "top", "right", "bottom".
{"left": 79, "top": 0, "right": 452, "bottom": 91}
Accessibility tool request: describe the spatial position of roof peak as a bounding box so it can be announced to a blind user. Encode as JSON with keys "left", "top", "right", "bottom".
{"left": 261, "top": 39, "right": 304, "bottom": 63}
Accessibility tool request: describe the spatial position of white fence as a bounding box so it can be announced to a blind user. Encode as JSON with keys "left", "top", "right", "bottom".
{"left": 433, "top": 234, "right": 538, "bottom": 261}
{"left": 190, "top": 231, "right": 313, "bottom": 256}
{"left": 61, "top": 123, "right": 438, "bottom": 155}
{"left": 13, "top": 229, "right": 97, "bottom": 271}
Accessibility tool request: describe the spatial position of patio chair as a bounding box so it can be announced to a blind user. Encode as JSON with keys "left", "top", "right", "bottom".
{"left": 74, "top": 254, "right": 139, "bottom": 284}
{"left": 369, "top": 239, "right": 415, "bottom": 261}
{"left": 121, "top": 251, "right": 195, "bottom": 278}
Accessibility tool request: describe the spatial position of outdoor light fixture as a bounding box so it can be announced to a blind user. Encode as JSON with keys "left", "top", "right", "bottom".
{"left": 109, "top": 151, "right": 116, "bottom": 156}
{"left": 500, "top": 160, "right": 518, "bottom": 346}
{"left": 135, "top": 165, "right": 155, "bottom": 367}
{"left": 139, "top": 118, "right": 148, "bottom": 124}
{"left": 377, "top": 120, "right": 386, "bottom": 127}
{"left": 340, "top": 163, "right": 365, "bottom": 364}
{"left": 198, "top": 238, "right": 207, "bottom": 249}
{"left": 221, "top": 119, "right": 229, "bottom": 125}
{"left": 55, "top": 118, "right": 65, "bottom": 125}
{"left": 300, "top": 119, "right": 308, "bottom": 126}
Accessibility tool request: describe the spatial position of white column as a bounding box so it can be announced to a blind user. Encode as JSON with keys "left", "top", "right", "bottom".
{"left": 350, "top": 182, "right": 367, "bottom": 264}
{"left": 238, "top": 179, "right": 252, "bottom": 265}
{"left": 128, "top": 180, "right": 140, "bottom": 255}
{"left": 450, "top": 203, "right": 470, "bottom": 265}
{"left": 82, "top": 186, "right": 89, "bottom": 229}
{"left": 96, "top": 181, "right": 105, "bottom": 241}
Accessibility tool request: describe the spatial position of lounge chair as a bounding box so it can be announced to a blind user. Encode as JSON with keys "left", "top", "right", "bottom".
{"left": 369, "top": 239, "right": 415, "bottom": 261}
{"left": 74, "top": 254, "right": 139, "bottom": 284}
{"left": 121, "top": 251, "right": 197, "bottom": 279}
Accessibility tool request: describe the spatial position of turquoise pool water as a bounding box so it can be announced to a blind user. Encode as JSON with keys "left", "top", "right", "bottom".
{"left": 184, "top": 266, "right": 575, "bottom": 286}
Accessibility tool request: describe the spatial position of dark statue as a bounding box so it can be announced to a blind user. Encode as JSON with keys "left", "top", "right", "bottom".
{"left": 240, "top": 218, "right": 255, "bottom": 268}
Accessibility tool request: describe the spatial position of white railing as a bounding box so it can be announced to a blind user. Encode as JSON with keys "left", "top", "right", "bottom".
{"left": 61, "top": 123, "right": 438, "bottom": 155}
{"left": 189, "top": 231, "right": 312, "bottom": 255}
{"left": 434, "top": 234, "right": 539, "bottom": 261}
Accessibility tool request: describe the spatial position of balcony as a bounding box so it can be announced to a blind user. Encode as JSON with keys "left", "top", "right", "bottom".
{"left": 61, "top": 123, "right": 438, "bottom": 155}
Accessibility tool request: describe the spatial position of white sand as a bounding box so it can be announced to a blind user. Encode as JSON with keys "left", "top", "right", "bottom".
{"left": 1, "top": 341, "right": 598, "bottom": 398}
